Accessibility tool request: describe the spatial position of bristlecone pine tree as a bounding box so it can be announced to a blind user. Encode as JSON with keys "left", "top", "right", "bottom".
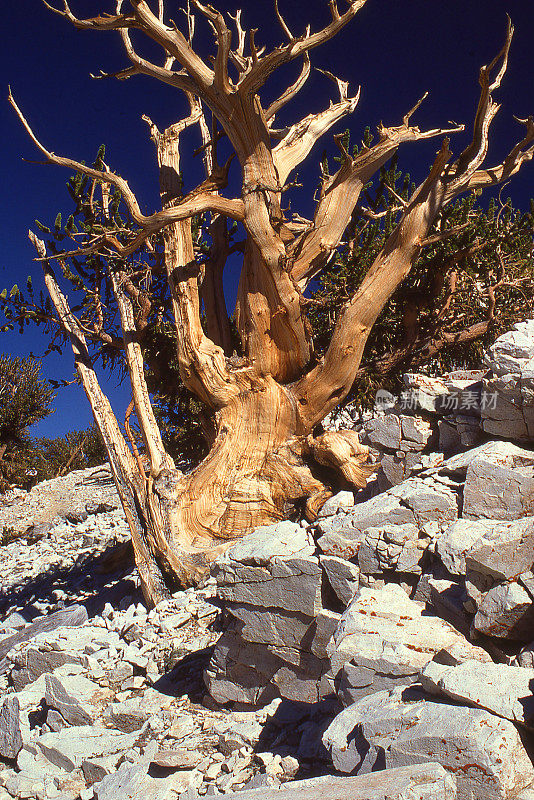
{"left": 9, "top": 2, "right": 534, "bottom": 606}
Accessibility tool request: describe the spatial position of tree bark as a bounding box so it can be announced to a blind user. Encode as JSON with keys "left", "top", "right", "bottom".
{"left": 118, "top": 372, "right": 372, "bottom": 589}
{"left": 17, "top": 6, "right": 533, "bottom": 607}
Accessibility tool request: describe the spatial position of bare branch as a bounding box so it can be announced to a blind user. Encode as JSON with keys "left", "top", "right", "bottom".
{"left": 240, "top": 0, "right": 368, "bottom": 95}
{"left": 328, "top": 0, "right": 341, "bottom": 22}
{"left": 446, "top": 19, "right": 514, "bottom": 193}
{"left": 273, "top": 0, "right": 293, "bottom": 41}
{"left": 316, "top": 67, "right": 351, "bottom": 102}
{"left": 273, "top": 83, "right": 361, "bottom": 185}
{"left": 249, "top": 28, "right": 265, "bottom": 64}
{"left": 9, "top": 88, "right": 144, "bottom": 222}
{"left": 290, "top": 113, "right": 464, "bottom": 287}
{"left": 10, "top": 89, "right": 245, "bottom": 257}
{"left": 419, "top": 222, "right": 471, "bottom": 247}
{"left": 191, "top": 0, "right": 233, "bottom": 92}
{"left": 291, "top": 138, "right": 455, "bottom": 429}
{"left": 403, "top": 91, "right": 429, "bottom": 126}
{"left": 181, "top": 0, "right": 196, "bottom": 44}
{"left": 41, "top": 0, "right": 136, "bottom": 29}
{"left": 109, "top": 268, "right": 174, "bottom": 476}
{"left": 265, "top": 53, "right": 311, "bottom": 121}
{"left": 384, "top": 183, "right": 408, "bottom": 208}
{"left": 451, "top": 115, "right": 534, "bottom": 198}
{"left": 118, "top": 25, "right": 196, "bottom": 93}
{"left": 90, "top": 66, "right": 140, "bottom": 81}
{"left": 130, "top": 0, "right": 215, "bottom": 90}
{"left": 28, "top": 232, "right": 173, "bottom": 603}
{"left": 229, "top": 9, "right": 246, "bottom": 57}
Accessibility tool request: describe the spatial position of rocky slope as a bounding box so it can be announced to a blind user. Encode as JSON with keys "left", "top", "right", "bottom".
{"left": 0, "top": 468, "right": 342, "bottom": 800}
{"left": 1, "top": 320, "right": 534, "bottom": 800}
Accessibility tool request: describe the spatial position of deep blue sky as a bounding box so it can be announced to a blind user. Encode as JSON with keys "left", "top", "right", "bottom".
{"left": 1, "top": 1, "right": 533, "bottom": 438}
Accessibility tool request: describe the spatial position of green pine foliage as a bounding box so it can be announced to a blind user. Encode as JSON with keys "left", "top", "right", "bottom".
{"left": 0, "top": 354, "right": 55, "bottom": 489}
{"left": 1, "top": 141, "right": 533, "bottom": 468}
{"left": 28, "top": 424, "right": 108, "bottom": 481}
{"left": 0, "top": 354, "right": 55, "bottom": 450}
{"left": 0, "top": 424, "right": 108, "bottom": 491}
{"left": 309, "top": 143, "right": 534, "bottom": 408}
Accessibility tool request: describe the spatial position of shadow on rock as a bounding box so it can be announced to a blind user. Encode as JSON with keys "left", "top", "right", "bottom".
{"left": 0, "top": 539, "right": 140, "bottom": 623}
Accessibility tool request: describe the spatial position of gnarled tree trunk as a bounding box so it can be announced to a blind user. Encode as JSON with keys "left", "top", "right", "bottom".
{"left": 15, "top": 4, "right": 533, "bottom": 606}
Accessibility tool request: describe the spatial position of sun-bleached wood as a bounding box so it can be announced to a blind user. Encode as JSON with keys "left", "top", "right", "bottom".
{"left": 13, "top": 3, "right": 534, "bottom": 604}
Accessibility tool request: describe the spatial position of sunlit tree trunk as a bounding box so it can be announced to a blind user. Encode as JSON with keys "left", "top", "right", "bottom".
{"left": 16, "top": 5, "right": 533, "bottom": 606}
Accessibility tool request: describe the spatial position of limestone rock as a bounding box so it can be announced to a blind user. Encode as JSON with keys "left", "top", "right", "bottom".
{"left": 480, "top": 322, "right": 534, "bottom": 442}
{"left": 0, "top": 605, "right": 88, "bottom": 675}
{"left": 317, "top": 476, "right": 457, "bottom": 557}
{"left": 108, "top": 689, "right": 174, "bottom": 733}
{"left": 205, "top": 627, "right": 326, "bottom": 705}
{"left": 364, "top": 415, "right": 402, "bottom": 450}
{"left": 152, "top": 749, "right": 203, "bottom": 768}
{"left": 216, "top": 604, "right": 317, "bottom": 653}
{"left": 320, "top": 556, "right": 359, "bottom": 606}
{"left": 482, "top": 372, "right": 534, "bottom": 443}
{"left": 464, "top": 518, "right": 534, "bottom": 581}
{"left": 328, "top": 585, "right": 491, "bottom": 705}
{"left": 485, "top": 319, "right": 534, "bottom": 377}
{"left": 401, "top": 416, "right": 433, "bottom": 450}
{"left": 435, "top": 519, "right": 494, "bottom": 575}
{"left": 473, "top": 582, "right": 534, "bottom": 641}
{"left": 36, "top": 725, "right": 142, "bottom": 772}
{"left": 11, "top": 646, "right": 84, "bottom": 691}
{"left": 323, "top": 688, "right": 534, "bottom": 800}
{"left": 92, "top": 762, "right": 168, "bottom": 800}
{"left": 391, "top": 477, "right": 458, "bottom": 526}
{"left": 0, "top": 697, "right": 23, "bottom": 760}
{"left": 82, "top": 755, "right": 119, "bottom": 783}
{"left": 44, "top": 674, "right": 94, "bottom": 726}
{"left": 462, "top": 443, "right": 534, "bottom": 520}
{"left": 516, "top": 641, "right": 534, "bottom": 668}
{"left": 220, "top": 763, "right": 457, "bottom": 799}
{"left": 379, "top": 453, "right": 408, "bottom": 486}
{"left": 213, "top": 522, "right": 322, "bottom": 616}
{"left": 420, "top": 660, "right": 534, "bottom": 728}
{"left": 317, "top": 491, "right": 355, "bottom": 518}
{"left": 357, "top": 523, "right": 425, "bottom": 575}
{"left": 402, "top": 374, "right": 450, "bottom": 413}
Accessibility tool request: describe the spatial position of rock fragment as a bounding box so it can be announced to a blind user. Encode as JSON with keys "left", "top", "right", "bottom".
{"left": 323, "top": 688, "right": 534, "bottom": 800}
{"left": 0, "top": 697, "right": 23, "bottom": 760}
{"left": 473, "top": 581, "right": 534, "bottom": 641}
{"left": 328, "top": 584, "right": 491, "bottom": 705}
{"left": 420, "top": 660, "right": 534, "bottom": 728}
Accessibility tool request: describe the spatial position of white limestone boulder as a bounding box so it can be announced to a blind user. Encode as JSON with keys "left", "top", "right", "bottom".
{"left": 482, "top": 372, "right": 534, "bottom": 443}
{"left": 484, "top": 319, "right": 534, "bottom": 377}
{"left": 317, "top": 476, "right": 458, "bottom": 558}
{"left": 463, "top": 444, "right": 534, "bottom": 520}
{"left": 473, "top": 582, "right": 534, "bottom": 641}
{"left": 0, "top": 697, "right": 23, "bottom": 760}
{"left": 323, "top": 688, "right": 534, "bottom": 800}
{"left": 464, "top": 518, "right": 534, "bottom": 581}
{"left": 357, "top": 523, "right": 426, "bottom": 575}
{"left": 481, "top": 321, "right": 534, "bottom": 442}
{"left": 221, "top": 763, "right": 457, "bottom": 799}
{"left": 320, "top": 556, "right": 359, "bottom": 606}
{"left": 328, "top": 584, "right": 491, "bottom": 705}
{"left": 420, "top": 660, "right": 534, "bottom": 729}
{"left": 213, "top": 521, "right": 322, "bottom": 616}
{"left": 364, "top": 415, "right": 402, "bottom": 450}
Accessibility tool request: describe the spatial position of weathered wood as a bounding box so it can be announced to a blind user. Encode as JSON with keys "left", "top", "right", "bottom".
{"left": 12, "top": 4, "right": 534, "bottom": 600}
